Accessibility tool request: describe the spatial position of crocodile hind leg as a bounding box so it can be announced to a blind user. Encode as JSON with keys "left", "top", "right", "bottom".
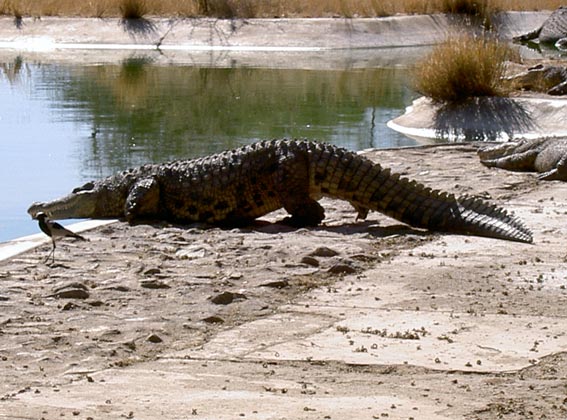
{"left": 276, "top": 148, "right": 325, "bottom": 227}
{"left": 480, "top": 149, "right": 539, "bottom": 171}
{"left": 282, "top": 198, "right": 325, "bottom": 227}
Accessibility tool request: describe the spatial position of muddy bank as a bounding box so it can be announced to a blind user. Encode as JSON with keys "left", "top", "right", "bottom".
{"left": 2, "top": 144, "right": 567, "bottom": 419}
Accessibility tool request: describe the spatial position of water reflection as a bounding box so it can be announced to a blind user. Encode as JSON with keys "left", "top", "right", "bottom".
{"left": 0, "top": 55, "right": 417, "bottom": 241}
{"left": 44, "top": 57, "right": 416, "bottom": 176}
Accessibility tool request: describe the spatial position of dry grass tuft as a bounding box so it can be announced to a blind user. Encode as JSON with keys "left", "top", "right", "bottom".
{"left": 441, "top": 0, "right": 496, "bottom": 27}
{"left": 0, "top": 0, "right": 563, "bottom": 18}
{"left": 119, "top": 0, "right": 149, "bottom": 19}
{"left": 413, "top": 34, "right": 512, "bottom": 103}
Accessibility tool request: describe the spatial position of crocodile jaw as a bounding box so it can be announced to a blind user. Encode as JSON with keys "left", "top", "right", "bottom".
{"left": 28, "top": 190, "right": 101, "bottom": 220}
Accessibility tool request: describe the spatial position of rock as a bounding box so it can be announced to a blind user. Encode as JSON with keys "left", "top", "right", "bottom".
{"left": 49, "top": 282, "right": 90, "bottom": 299}
{"left": 300, "top": 256, "right": 320, "bottom": 267}
{"left": 259, "top": 280, "right": 290, "bottom": 289}
{"left": 123, "top": 340, "right": 137, "bottom": 351}
{"left": 147, "top": 333, "right": 163, "bottom": 343}
{"left": 328, "top": 264, "right": 357, "bottom": 275}
{"left": 140, "top": 279, "right": 170, "bottom": 289}
{"left": 61, "top": 302, "right": 79, "bottom": 311}
{"left": 210, "top": 291, "right": 247, "bottom": 305}
{"left": 202, "top": 316, "right": 225, "bottom": 324}
{"left": 175, "top": 246, "right": 208, "bottom": 260}
{"left": 143, "top": 268, "right": 161, "bottom": 276}
{"left": 309, "top": 247, "right": 339, "bottom": 257}
{"left": 104, "top": 285, "right": 131, "bottom": 292}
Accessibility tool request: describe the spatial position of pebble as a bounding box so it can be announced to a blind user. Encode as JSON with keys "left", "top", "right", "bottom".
{"left": 202, "top": 316, "right": 225, "bottom": 324}
{"left": 328, "top": 264, "right": 357, "bottom": 275}
{"left": 147, "top": 333, "right": 163, "bottom": 343}
{"left": 144, "top": 268, "right": 161, "bottom": 276}
{"left": 210, "top": 291, "right": 247, "bottom": 305}
{"left": 61, "top": 302, "right": 79, "bottom": 311}
{"left": 50, "top": 288, "right": 90, "bottom": 299}
{"left": 140, "top": 279, "right": 170, "bottom": 289}
{"left": 300, "top": 256, "right": 320, "bottom": 267}
{"left": 309, "top": 247, "right": 339, "bottom": 257}
{"left": 259, "top": 280, "right": 289, "bottom": 289}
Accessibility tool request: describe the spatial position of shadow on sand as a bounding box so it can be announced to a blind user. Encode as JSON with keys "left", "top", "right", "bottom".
{"left": 433, "top": 96, "right": 536, "bottom": 141}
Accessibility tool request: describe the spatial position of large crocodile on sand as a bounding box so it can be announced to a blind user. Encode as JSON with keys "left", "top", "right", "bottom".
{"left": 479, "top": 137, "right": 567, "bottom": 181}
{"left": 514, "top": 6, "right": 567, "bottom": 50}
{"left": 28, "top": 139, "right": 533, "bottom": 243}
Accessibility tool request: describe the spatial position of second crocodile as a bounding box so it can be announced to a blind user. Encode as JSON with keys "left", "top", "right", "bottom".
{"left": 479, "top": 137, "right": 567, "bottom": 181}
{"left": 28, "top": 139, "right": 533, "bottom": 243}
{"left": 514, "top": 6, "right": 567, "bottom": 50}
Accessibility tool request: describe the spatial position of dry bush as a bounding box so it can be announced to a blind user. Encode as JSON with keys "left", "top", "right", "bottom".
{"left": 413, "top": 34, "right": 512, "bottom": 103}
{"left": 0, "top": 0, "right": 564, "bottom": 18}
{"left": 119, "top": 0, "right": 148, "bottom": 19}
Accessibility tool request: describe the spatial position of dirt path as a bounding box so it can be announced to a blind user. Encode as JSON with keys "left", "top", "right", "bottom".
{"left": 1, "top": 144, "right": 567, "bottom": 419}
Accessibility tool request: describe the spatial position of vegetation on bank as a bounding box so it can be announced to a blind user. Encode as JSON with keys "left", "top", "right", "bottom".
{"left": 0, "top": 0, "right": 563, "bottom": 19}
{"left": 413, "top": 35, "right": 513, "bottom": 103}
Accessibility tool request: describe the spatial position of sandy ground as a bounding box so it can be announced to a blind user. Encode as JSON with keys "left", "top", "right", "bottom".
{"left": 1, "top": 144, "right": 567, "bottom": 419}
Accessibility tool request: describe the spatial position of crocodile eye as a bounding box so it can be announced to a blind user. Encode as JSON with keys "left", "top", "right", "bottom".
{"left": 73, "top": 181, "right": 95, "bottom": 193}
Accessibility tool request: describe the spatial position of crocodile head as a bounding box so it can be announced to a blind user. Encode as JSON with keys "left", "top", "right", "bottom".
{"left": 28, "top": 181, "right": 128, "bottom": 221}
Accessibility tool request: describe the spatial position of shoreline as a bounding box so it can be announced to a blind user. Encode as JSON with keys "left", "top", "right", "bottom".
{"left": 0, "top": 12, "right": 550, "bottom": 55}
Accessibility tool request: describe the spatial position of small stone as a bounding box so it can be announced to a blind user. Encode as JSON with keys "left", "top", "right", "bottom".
{"left": 328, "top": 264, "right": 356, "bottom": 275}
{"left": 259, "top": 280, "right": 289, "bottom": 289}
{"left": 147, "top": 334, "right": 163, "bottom": 343}
{"left": 62, "top": 302, "right": 79, "bottom": 311}
{"left": 202, "top": 316, "right": 225, "bottom": 324}
{"left": 140, "top": 279, "right": 170, "bottom": 289}
{"left": 51, "top": 289, "right": 90, "bottom": 299}
{"left": 105, "top": 285, "right": 131, "bottom": 292}
{"left": 309, "top": 247, "right": 339, "bottom": 257}
{"left": 123, "top": 341, "right": 136, "bottom": 351}
{"left": 210, "top": 291, "right": 247, "bottom": 305}
{"left": 143, "top": 268, "right": 161, "bottom": 276}
{"left": 300, "top": 256, "right": 319, "bottom": 267}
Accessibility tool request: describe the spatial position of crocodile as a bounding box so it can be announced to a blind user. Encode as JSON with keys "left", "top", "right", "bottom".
{"left": 506, "top": 64, "right": 567, "bottom": 96}
{"left": 28, "top": 139, "right": 533, "bottom": 243}
{"left": 479, "top": 137, "right": 567, "bottom": 181}
{"left": 514, "top": 6, "right": 567, "bottom": 50}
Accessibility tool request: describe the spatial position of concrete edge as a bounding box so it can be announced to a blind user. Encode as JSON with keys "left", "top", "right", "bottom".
{"left": 388, "top": 95, "right": 567, "bottom": 143}
{"left": 0, "top": 12, "right": 551, "bottom": 52}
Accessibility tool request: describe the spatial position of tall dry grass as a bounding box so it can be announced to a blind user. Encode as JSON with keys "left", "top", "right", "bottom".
{"left": 413, "top": 34, "right": 513, "bottom": 103}
{"left": 0, "top": 0, "right": 563, "bottom": 18}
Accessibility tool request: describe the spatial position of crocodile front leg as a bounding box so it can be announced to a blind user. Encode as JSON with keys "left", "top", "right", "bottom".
{"left": 125, "top": 178, "right": 160, "bottom": 221}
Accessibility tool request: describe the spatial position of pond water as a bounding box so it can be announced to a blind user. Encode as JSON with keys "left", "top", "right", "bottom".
{"left": 0, "top": 54, "right": 418, "bottom": 243}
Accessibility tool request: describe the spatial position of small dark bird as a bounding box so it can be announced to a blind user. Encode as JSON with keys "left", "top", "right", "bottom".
{"left": 35, "top": 212, "right": 86, "bottom": 264}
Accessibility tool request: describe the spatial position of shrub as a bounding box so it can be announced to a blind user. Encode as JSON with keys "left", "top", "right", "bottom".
{"left": 119, "top": 0, "right": 148, "bottom": 19}
{"left": 440, "top": 0, "right": 497, "bottom": 28}
{"left": 413, "top": 34, "right": 512, "bottom": 103}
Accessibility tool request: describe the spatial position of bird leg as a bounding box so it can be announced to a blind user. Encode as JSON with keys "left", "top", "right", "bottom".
{"left": 44, "top": 239, "right": 56, "bottom": 264}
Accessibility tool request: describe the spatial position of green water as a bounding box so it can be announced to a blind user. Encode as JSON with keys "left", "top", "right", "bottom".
{"left": 0, "top": 55, "right": 417, "bottom": 241}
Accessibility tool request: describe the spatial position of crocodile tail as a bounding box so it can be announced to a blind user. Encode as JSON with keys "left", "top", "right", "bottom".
{"left": 373, "top": 173, "right": 532, "bottom": 243}
{"left": 311, "top": 144, "right": 533, "bottom": 243}
{"left": 448, "top": 195, "right": 533, "bottom": 243}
